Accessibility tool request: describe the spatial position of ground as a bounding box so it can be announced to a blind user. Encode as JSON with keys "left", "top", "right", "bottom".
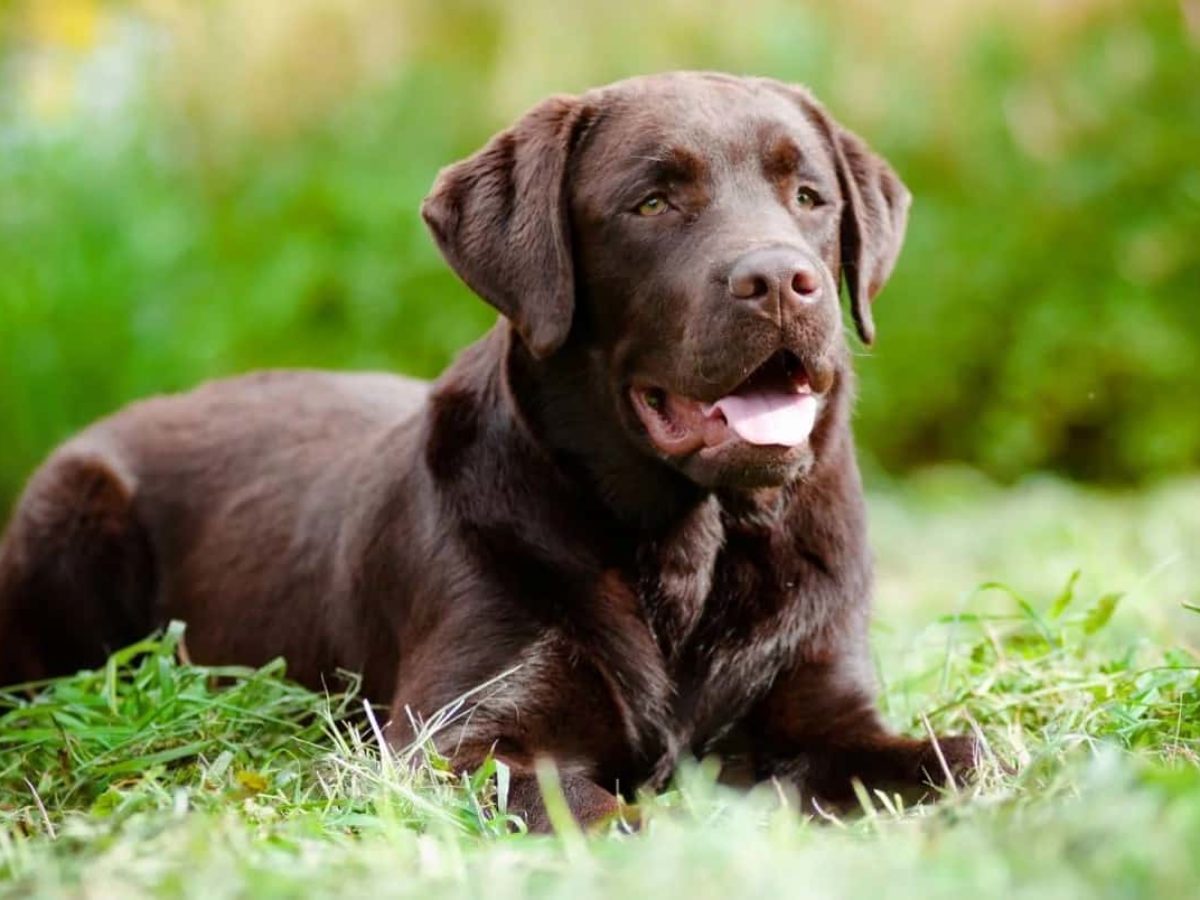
{"left": 2, "top": 471, "right": 1198, "bottom": 899}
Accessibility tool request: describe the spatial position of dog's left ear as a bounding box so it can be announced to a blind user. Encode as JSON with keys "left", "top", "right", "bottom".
{"left": 421, "top": 96, "right": 589, "bottom": 360}
{"left": 829, "top": 121, "right": 911, "bottom": 345}
{"left": 773, "top": 83, "right": 911, "bottom": 345}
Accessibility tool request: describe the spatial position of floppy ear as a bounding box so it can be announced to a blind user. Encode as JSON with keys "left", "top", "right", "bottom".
{"left": 828, "top": 122, "right": 911, "bottom": 345}
{"left": 421, "top": 96, "right": 588, "bottom": 359}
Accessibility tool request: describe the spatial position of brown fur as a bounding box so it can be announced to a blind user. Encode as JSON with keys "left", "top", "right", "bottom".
{"left": 0, "top": 73, "right": 976, "bottom": 830}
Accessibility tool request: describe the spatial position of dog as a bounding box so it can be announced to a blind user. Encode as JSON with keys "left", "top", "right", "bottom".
{"left": 0, "top": 72, "right": 977, "bottom": 829}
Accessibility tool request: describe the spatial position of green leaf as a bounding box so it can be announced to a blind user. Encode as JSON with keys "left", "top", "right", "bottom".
{"left": 235, "top": 770, "right": 269, "bottom": 793}
{"left": 1083, "top": 593, "right": 1123, "bottom": 635}
{"left": 1049, "top": 570, "right": 1082, "bottom": 619}
{"left": 89, "top": 787, "right": 124, "bottom": 817}
{"left": 495, "top": 757, "right": 510, "bottom": 817}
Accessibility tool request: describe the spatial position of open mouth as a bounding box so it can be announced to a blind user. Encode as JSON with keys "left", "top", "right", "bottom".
{"left": 630, "top": 350, "right": 822, "bottom": 457}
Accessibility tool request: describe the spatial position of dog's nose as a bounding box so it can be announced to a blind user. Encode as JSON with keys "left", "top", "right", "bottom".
{"left": 727, "top": 247, "right": 821, "bottom": 311}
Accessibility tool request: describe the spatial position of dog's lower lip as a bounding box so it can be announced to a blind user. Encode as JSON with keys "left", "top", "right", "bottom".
{"left": 630, "top": 362, "right": 822, "bottom": 456}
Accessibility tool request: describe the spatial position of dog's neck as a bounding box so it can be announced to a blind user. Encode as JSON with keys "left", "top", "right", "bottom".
{"left": 502, "top": 331, "right": 711, "bottom": 535}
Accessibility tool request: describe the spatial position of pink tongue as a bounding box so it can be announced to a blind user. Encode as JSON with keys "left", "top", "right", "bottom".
{"left": 704, "top": 391, "right": 818, "bottom": 446}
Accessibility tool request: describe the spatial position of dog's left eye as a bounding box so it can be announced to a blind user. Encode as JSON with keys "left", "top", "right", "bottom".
{"left": 636, "top": 194, "right": 670, "bottom": 217}
{"left": 796, "top": 187, "right": 824, "bottom": 209}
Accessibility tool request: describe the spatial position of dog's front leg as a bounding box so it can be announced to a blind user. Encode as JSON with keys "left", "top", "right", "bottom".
{"left": 385, "top": 712, "right": 622, "bottom": 834}
{"left": 747, "top": 656, "right": 979, "bottom": 811}
{"left": 442, "top": 743, "right": 622, "bottom": 833}
{"left": 503, "top": 767, "right": 623, "bottom": 834}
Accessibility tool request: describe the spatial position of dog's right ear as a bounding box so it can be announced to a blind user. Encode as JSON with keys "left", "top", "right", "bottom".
{"left": 421, "top": 96, "right": 590, "bottom": 360}
{"left": 766, "top": 80, "right": 911, "bottom": 345}
{"left": 827, "top": 121, "right": 911, "bottom": 346}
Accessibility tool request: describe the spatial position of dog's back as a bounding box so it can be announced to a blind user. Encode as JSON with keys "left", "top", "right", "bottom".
{"left": 0, "top": 369, "right": 426, "bottom": 686}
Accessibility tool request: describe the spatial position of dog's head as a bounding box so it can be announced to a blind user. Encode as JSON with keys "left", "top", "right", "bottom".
{"left": 422, "top": 72, "right": 909, "bottom": 490}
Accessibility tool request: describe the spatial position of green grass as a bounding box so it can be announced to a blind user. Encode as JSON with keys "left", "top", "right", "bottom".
{"left": 2, "top": 476, "right": 1199, "bottom": 898}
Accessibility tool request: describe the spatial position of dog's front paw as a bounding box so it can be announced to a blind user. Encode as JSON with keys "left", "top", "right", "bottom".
{"left": 916, "top": 734, "right": 982, "bottom": 788}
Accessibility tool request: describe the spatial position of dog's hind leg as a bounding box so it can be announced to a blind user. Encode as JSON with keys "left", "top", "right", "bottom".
{"left": 0, "top": 452, "right": 156, "bottom": 685}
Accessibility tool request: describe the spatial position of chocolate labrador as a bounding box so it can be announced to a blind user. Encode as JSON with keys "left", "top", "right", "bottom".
{"left": 0, "top": 72, "right": 977, "bottom": 829}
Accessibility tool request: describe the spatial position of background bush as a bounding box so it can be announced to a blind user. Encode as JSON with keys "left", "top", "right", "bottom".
{"left": 0, "top": 0, "right": 1196, "bottom": 507}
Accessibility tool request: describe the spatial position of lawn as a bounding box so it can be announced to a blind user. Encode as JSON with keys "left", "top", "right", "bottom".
{"left": 3, "top": 472, "right": 1197, "bottom": 899}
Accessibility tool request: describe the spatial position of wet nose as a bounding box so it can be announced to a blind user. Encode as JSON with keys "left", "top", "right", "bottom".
{"left": 727, "top": 247, "right": 822, "bottom": 312}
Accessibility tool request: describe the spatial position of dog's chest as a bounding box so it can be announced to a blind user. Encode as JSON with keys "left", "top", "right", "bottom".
{"left": 635, "top": 500, "right": 724, "bottom": 655}
{"left": 618, "top": 500, "right": 802, "bottom": 770}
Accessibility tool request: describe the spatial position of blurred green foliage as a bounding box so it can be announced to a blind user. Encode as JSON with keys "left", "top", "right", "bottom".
{"left": 0, "top": 0, "right": 1196, "bottom": 507}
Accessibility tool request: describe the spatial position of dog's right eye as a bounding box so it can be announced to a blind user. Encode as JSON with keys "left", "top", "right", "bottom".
{"left": 635, "top": 194, "right": 670, "bottom": 217}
